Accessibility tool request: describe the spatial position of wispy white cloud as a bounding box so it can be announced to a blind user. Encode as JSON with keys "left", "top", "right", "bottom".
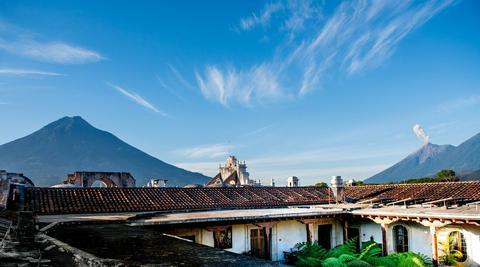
{"left": 176, "top": 143, "right": 234, "bottom": 159}
{"left": 197, "top": 0, "right": 454, "bottom": 106}
{"left": 242, "top": 124, "right": 273, "bottom": 137}
{"left": 156, "top": 65, "right": 198, "bottom": 103}
{"left": 0, "top": 68, "right": 64, "bottom": 76}
{"left": 239, "top": 2, "right": 284, "bottom": 31}
{"left": 0, "top": 22, "right": 104, "bottom": 64}
{"left": 438, "top": 95, "right": 480, "bottom": 113}
{"left": 195, "top": 63, "right": 286, "bottom": 106}
{"left": 0, "top": 40, "right": 105, "bottom": 64}
{"left": 107, "top": 83, "right": 166, "bottom": 115}
{"left": 156, "top": 74, "right": 187, "bottom": 103}
{"left": 238, "top": 0, "right": 321, "bottom": 34}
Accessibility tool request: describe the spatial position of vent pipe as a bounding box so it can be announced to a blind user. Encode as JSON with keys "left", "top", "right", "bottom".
{"left": 330, "top": 176, "right": 344, "bottom": 203}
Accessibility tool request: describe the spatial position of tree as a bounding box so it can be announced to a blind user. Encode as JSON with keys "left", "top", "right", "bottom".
{"left": 436, "top": 169, "right": 456, "bottom": 181}
{"left": 315, "top": 182, "right": 329, "bottom": 188}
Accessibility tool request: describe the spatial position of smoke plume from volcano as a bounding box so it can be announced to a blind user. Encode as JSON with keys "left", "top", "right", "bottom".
{"left": 413, "top": 124, "right": 429, "bottom": 144}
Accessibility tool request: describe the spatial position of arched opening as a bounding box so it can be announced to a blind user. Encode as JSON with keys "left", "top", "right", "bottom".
{"left": 448, "top": 231, "right": 467, "bottom": 262}
{"left": 393, "top": 225, "right": 409, "bottom": 252}
{"left": 91, "top": 180, "right": 108, "bottom": 188}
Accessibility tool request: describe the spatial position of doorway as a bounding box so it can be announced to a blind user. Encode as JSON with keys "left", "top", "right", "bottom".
{"left": 318, "top": 224, "right": 332, "bottom": 249}
{"left": 347, "top": 227, "right": 360, "bottom": 251}
{"left": 250, "top": 228, "right": 266, "bottom": 259}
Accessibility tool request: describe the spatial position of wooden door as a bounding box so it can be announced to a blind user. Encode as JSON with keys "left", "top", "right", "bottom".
{"left": 250, "top": 228, "right": 266, "bottom": 258}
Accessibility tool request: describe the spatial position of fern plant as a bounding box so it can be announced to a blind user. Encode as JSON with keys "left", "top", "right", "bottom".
{"left": 293, "top": 237, "right": 433, "bottom": 267}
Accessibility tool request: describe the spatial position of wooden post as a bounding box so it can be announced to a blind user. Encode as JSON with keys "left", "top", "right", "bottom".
{"left": 255, "top": 222, "right": 276, "bottom": 260}
{"left": 343, "top": 220, "right": 349, "bottom": 243}
{"left": 381, "top": 223, "right": 388, "bottom": 256}
{"left": 306, "top": 223, "right": 315, "bottom": 243}
{"left": 430, "top": 226, "right": 438, "bottom": 267}
{"left": 264, "top": 226, "right": 271, "bottom": 260}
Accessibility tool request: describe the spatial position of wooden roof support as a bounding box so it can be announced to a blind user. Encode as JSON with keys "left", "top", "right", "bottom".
{"left": 205, "top": 225, "right": 231, "bottom": 232}
{"left": 368, "top": 216, "right": 399, "bottom": 225}
{"left": 385, "top": 197, "right": 412, "bottom": 207}
{"left": 253, "top": 221, "right": 277, "bottom": 228}
{"left": 466, "top": 220, "right": 480, "bottom": 226}
{"left": 466, "top": 201, "right": 480, "bottom": 211}
{"left": 298, "top": 218, "right": 334, "bottom": 225}
{"left": 418, "top": 219, "right": 451, "bottom": 228}
{"left": 357, "top": 198, "right": 379, "bottom": 205}
{"left": 421, "top": 197, "right": 465, "bottom": 209}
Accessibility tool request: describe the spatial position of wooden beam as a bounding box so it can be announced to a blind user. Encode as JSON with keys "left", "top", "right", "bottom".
{"left": 343, "top": 220, "right": 349, "bottom": 243}
{"left": 299, "top": 218, "right": 334, "bottom": 225}
{"left": 263, "top": 226, "right": 272, "bottom": 260}
{"left": 254, "top": 222, "right": 277, "bottom": 228}
{"left": 370, "top": 216, "right": 399, "bottom": 225}
{"left": 205, "top": 225, "right": 230, "bottom": 232}
{"left": 467, "top": 221, "right": 480, "bottom": 226}
{"left": 430, "top": 226, "right": 438, "bottom": 267}
{"left": 381, "top": 223, "right": 388, "bottom": 256}
{"left": 306, "top": 223, "right": 314, "bottom": 243}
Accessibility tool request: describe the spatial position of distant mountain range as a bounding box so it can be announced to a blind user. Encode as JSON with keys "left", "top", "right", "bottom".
{"left": 366, "top": 131, "right": 480, "bottom": 183}
{"left": 0, "top": 116, "right": 210, "bottom": 186}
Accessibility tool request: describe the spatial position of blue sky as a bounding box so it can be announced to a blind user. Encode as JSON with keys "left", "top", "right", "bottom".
{"left": 1, "top": 0, "right": 479, "bottom": 185}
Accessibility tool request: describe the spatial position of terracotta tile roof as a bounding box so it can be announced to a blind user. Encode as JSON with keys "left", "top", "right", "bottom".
{"left": 24, "top": 181, "right": 480, "bottom": 215}
{"left": 26, "top": 186, "right": 333, "bottom": 215}
{"left": 345, "top": 181, "right": 480, "bottom": 202}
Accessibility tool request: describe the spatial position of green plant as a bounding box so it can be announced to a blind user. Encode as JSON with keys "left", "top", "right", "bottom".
{"left": 294, "top": 242, "right": 328, "bottom": 267}
{"left": 440, "top": 234, "right": 464, "bottom": 266}
{"left": 293, "top": 237, "right": 432, "bottom": 267}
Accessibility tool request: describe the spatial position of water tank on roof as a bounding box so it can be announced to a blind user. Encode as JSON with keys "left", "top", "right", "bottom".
{"left": 331, "top": 176, "right": 344, "bottom": 188}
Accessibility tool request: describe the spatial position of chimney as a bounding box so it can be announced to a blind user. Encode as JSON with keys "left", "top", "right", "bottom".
{"left": 270, "top": 178, "right": 275, "bottom": 187}
{"left": 330, "top": 176, "right": 344, "bottom": 203}
{"left": 287, "top": 176, "right": 299, "bottom": 187}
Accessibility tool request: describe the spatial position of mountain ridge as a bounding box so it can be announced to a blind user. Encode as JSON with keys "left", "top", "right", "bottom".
{"left": 366, "top": 131, "right": 480, "bottom": 183}
{"left": 0, "top": 116, "right": 210, "bottom": 186}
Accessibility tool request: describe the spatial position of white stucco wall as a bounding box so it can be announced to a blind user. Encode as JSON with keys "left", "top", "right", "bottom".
{"left": 200, "top": 228, "right": 214, "bottom": 247}
{"left": 464, "top": 225, "right": 480, "bottom": 267}
{"left": 387, "top": 222, "right": 431, "bottom": 256}
{"left": 227, "top": 224, "right": 247, "bottom": 254}
{"left": 178, "top": 218, "right": 479, "bottom": 266}
{"left": 274, "top": 221, "right": 307, "bottom": 261}
{"left": 360, "top": 221, "right": 382, "bottom": 244}
{"left": 438, "top": 225, "right": 480, "bottom": 267}
{"left": 332, "top": 221, "right": 344, "bottom": 247}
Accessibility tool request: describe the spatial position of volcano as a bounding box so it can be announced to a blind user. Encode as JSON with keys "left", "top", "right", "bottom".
{"left": 0, "top": 116, "right": 210, "bottom": 186}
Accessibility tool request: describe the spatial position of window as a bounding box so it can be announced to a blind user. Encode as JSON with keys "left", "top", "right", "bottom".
{"left": 393, "top": 225, "right": 409, "bottom": 252}
{"left": 449, "top": 231, "right": 467, "bottom": 262}
{"left": 213, "top": 226, "right": 232, "bottom": 249}
{"left": 91, "top": 180, "right": 107, "bottom": 188}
